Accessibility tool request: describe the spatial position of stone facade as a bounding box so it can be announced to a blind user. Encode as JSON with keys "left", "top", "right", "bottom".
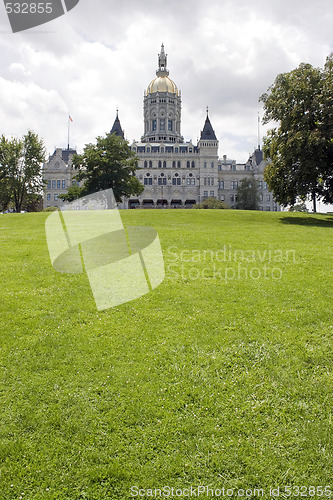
{"left": 43, "top": 148, "right": 77, "bottom": 209}
{"left": 121, "top": 45, "right": 280, "bottom": 211}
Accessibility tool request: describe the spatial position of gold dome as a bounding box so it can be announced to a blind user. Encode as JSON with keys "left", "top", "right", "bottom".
{"left": 147, "top": 76, "right": 179, "bottom": 95}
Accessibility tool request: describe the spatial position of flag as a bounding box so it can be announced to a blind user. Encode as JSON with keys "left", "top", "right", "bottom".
{"left": 69, "top": 115, "right": 73, "bottom": 122}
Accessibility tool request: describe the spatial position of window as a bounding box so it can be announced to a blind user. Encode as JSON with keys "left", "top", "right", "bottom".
{"left": 211, "top": 177, "right": 214, "bottom": 186}
{"left": 47, "top": 193, "right": 51, "bottom": 201}
{"left": 186, "top": 178, "right": 195, "bottom": 185}
{"left": 147, "top": 147, "right": 150, "bottom": 153}
{"left": 168, "top": 120, "right": 173, "bottom": 131}
{"left": 152, "top": 119, "right": 157, "bottom": 131}
{"left": 259, "top": 181, "right": 263, "bottom": 189}
{"left": 144, "top": 161, "right": 147, "bottom": 168}
{"left": 175, "top": 147, "right": 178, "bottom": 153}
{"left": 230, "top": 195, "right": 235, "bottom": 202}
{"left": 52, "top": 180, "right": 56, "bottom": 189}
{"left": 266, "top": 194, "right": 271, "bottom": 201}
{"left": 203, "top": 191, "right": 208, "bottom": 198}
{"left": 204, "top": 177, "right": 207, "bottom": 186}
{"left": 191, "top": 161, "right": 195, "bottom": 168}
{"left": 47, "top": 180, "right": 51, "bottom": 189}
{"left": 149, "top": 161, "right": 152, "bottom": 168}
{"left": 172, "top": 161, "right": 176, "bottom": 168}
{"left": 219, "top": 181, "right": 224, "bottom": 189}
{"left": 172, "top": 177, "right": 181, "bottom": 185}
{"left": 204, "top": 162, "right": 207, "bottom": 168}
{"left": 187, "top": 161, "right": 190, "bottom": 168}
{"left": 220, "top": 194, "right": 225, "bottom": 201}
{"left": 211, "top": 162, "right": 214, "bottom": 168}
{"left": 210, "top": 191, "right": 214, "bottom": 197}
{"left": 158, "top": 177, "right": 167, "bottom": 185}
{"left": 232, "top": 164, "right": 236, "bottom": 171}
{"left": 163, "top": 161, "right": 167, "bottom": 168}
{"left": 54, "top": 194, "right": 58, "bottom": 201}
{"left": 62, "top": 180, "right": 66, "bottom": 189}
{"left": 144, "top": 177, "right": 153, "bottom": 185}
{"left": 230, "top": 181, "right": 238, "bottom": 189}
{"left": 218, "top": 165, "right": 222, "bottom": 171}
{"left": 207, "top": 177, "right": 211, "bottom": 186}
{"left": 177, "top": 161, "right": 181, "bottom": 168}
{"left": 158, "top": 161, "right": 162, "bottom": 168}
{"left": 264, "top": 182, "right": 268, "bottom": 190}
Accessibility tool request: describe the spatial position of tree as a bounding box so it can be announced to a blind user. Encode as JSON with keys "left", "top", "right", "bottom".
{"left": 288, "top": 202, "right": 309, "bottom": 212}
{"left": 236, "top": 178, "right": 260, "bottom": 210}
{"left": 72, "top": 132, "right": 144, "bottom": 203}
{"left": 0, "top": 131, "right": 46, "bottom": 212}
{"left": 58, "top": 184, "right": 84, "bottom": 203}
{"left": 193, "top": 197, "right": 228, "bottom": 209}
{"left": 260, "top": 55, "right": 333, "bottom": 212}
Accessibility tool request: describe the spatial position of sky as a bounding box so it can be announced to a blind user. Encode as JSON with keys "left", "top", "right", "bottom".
{"left": 0, "top": 0, "right": 332, "bottom": 209}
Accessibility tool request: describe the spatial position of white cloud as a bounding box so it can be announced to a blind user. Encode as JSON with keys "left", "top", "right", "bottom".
{"left": 0, "top": 0, "right": 332, "bottom": 168}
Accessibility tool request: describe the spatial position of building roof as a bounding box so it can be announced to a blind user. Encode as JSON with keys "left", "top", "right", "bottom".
{"left": 49, "top": 147, "right": 77, "bottom": 164}
{"left": 61, "top": 148, "right": 77, "bottom": 163}
{"left": 147, "top": 43, "right": 179, "bottom": 96}
{"left": 200, "top": 114, "right": 217, "bottom": 141}
{"left": 254, "top": 147, "right": 264, "bottom": 165}
{"left": 110, "top": 111, "right": 125, "bottom": 138}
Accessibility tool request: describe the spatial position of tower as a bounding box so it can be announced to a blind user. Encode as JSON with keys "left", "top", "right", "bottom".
{"left": 110, "top": 110, "right": 125, "bottom": 139}
{"left": 198, "top": 110, "right": 219, "bottom": 200}
{"left": 141, "top": 44, "right": 183, "bottom": 143}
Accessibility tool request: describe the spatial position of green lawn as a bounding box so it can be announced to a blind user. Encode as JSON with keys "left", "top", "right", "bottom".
{"left": 0, "top": 210, "right": 332, "bottom": 499}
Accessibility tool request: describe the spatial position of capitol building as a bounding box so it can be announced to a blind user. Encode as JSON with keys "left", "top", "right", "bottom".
{"left": 43, "top": 45, "right": 280, "bottom": 212}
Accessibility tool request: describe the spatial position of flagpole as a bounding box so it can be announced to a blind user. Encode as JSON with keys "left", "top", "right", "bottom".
{"left": 67, "top": 115, "right": 73, "bottom": 150}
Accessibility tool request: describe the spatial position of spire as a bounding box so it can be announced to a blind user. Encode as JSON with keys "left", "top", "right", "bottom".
{"left": 200, "top": 112, "right": 217, "bottom": 141}
{"left": 110, "top": 110, "right": 124, "bottom": 139}
{"left": 156, "top": 43, "right": 169, "bottom": 77}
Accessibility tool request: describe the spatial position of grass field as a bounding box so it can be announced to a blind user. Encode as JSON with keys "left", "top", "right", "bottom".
{"left": 0, "top": 209, "right": 333, "bottom": 499}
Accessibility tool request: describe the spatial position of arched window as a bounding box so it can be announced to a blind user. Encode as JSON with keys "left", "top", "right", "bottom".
{"left": 191, "top": 161, "right": 195, "bottom": 168}
{"left": 187, "top": 161, "right": 190, "bottom": 168}
{"left": 172, "top": 161, "right": 176, "bottom": 168}
{"left": 144, "top": 161, "right": 147, "bottom": 168}
{"left": 163, "top": 161, "right": 167, "bottom": 168}
{"left": 177, "top": 161, "right": 181, "bottom": 168}
{"left": 158, "top": 161, "right": 162, "bottom": 168}
{"left": 149, "top": 161, "right": 152, "bottom": 168}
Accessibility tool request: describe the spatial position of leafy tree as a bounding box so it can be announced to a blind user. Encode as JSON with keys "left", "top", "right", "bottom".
{"left": 58, "top": 184, "right": 84, "bottom": 203}
{"left": 288, "top": 202, "right": 309, "bottom": 212}
{"left": 194, "top": 197, "right": 228, "bottom": 209}
{"left": 236, "top": 178, "right": 260, "bottom": 210}
{"left": 72, "top": 133, "right": 144, "bottom": 203}
{"left": 0, "top": 131, "right": 46, "bottom": 212}
{"left": 260, "top": 55, "right": 333, "bottom": 212}
{"left": 0, "top": 177, "right": 11, "bottom": 211}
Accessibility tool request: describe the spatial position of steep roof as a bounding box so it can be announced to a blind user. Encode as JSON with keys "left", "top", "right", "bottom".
{"left": 61, "top": 148, "right": 77, "bottom": 163}
{"left": 200, "top": 114, "right": 217, "bottom": 141}
{"left": 110, "top": 111, "right": 125, "bottom": 139}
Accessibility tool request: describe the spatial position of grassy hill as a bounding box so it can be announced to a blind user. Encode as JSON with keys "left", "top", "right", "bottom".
{"left": 0, "top": 210, "right": 332, "bottom": 499}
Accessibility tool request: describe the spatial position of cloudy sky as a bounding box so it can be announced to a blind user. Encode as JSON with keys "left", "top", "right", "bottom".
{"left": 0, "top": 0, "right": 332, "bottom": 178}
